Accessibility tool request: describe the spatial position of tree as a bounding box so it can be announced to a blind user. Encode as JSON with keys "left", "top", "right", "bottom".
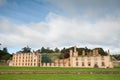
{"left": 61, "top": 47, "right": 66, "bottom": 53}
{"left": 64, "top": 52, "right": 70, "bottom": 58}
{"left": 3, "top": 47, "right": 8, "bottom": 53}
{"left": 1, "top": 54, "right": 11, "bottom": 60}
{"left": 112, "top": 54, "right": 120, "bottom": 60}
{"left": 58, "top": 52, "right": 70, "bottom": 59}
{"left": 0, "top": 43, "right": 1, "bottom": 50}
{"left": 94, "top": 48, "right": 107, "bottom": 55}
{"left": 41, "top": 53, "right": 51, "bottom": 63}
{"left": 40, "top": 47, "right": 54, "bottom": 53}
{"left": 54, "top": 47, "right": 60, "bottom": 53}
{"left": 22, "top": 46, "right": 31, "bottom": 53}
{"left": 77, "top": 48, "right": 85, "bottom": 55}
{"left": 37, "top": 49, "right": 41, "bottom": 53}
{"left": 0, "top": 48, "right": 11, "bottom": 61}
{"left": 41, "top": 47, "right": 46, "bottom": 53}
{"left": 17, "top": 46, "right": 31, "bottom": 53}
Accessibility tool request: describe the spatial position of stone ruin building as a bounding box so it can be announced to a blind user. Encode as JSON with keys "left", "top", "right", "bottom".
{"left": 9, "top": 46, "right": 113, "bottom": 68}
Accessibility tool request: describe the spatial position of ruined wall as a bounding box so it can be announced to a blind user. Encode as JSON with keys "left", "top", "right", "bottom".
{"left": 9, "top": 46, "right": 113, "bottom": 68}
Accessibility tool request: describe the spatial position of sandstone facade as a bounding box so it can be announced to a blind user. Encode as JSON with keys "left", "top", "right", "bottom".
{"left": 9, "top": 46, "right": 113, "bottom": 68}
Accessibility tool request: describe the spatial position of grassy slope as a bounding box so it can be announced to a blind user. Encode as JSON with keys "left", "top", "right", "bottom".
{"left": 0, "top": 74, "right": 120, "bottom": 80}
{"left": 0, "top": 66, "right": 120, "bottom": 72}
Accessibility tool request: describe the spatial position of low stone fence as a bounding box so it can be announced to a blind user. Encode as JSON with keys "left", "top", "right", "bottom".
{"left": 0, "top": 71, "right": 120, "bottom": 74}
{"left": 113, "top": 61, "right": 120, "bottom": 67}
{"left": 41, "top": 63, "right": 70, "bottom": 67}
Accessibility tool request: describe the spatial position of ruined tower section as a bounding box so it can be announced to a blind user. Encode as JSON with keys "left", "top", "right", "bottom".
{"left": 73, "top": 46, "right": 78, "bottom": 57}
{"left": 82, "top": 50, "right": 85, "bottom": 56}
{"left": 69, "top": 46, "right": 79, "bottom": 67}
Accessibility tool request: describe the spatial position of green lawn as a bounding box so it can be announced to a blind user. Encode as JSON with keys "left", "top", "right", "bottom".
{"left": 0, "top": 66, "right": 120, "bottom": 80}
{"left": 0, "top": 74, "right": 120, "bottom": 80}
{"left": 0, "top": 66, "right": 120, "bottom": 72}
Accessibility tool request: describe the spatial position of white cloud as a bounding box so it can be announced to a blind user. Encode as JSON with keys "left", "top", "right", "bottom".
{"left": 48, "top": 0, "right": 120, "bottom": 20}
{"left": 47, "top": 13, "right": 120, "bottom": 47}
{"left": 0, "top": 12, "right": 120, "bottom": 54}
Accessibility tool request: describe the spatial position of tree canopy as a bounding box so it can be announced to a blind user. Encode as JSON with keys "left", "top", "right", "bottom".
{"left": 0, "top": 47, "right": 11, "bottom": 61}
{"left": 17, "top": 46, "right": 31, "bottom": 53}
{"left": 41, "top": 53, "right": 51, "bottom": 63}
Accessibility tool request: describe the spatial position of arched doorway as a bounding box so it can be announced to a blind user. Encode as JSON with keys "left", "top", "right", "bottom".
{"left": 94, "top": 64, "right": 99, "bottom": 68}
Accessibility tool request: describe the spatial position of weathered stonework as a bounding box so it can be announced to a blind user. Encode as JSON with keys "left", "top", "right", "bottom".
{"left": 9, "top": 52, "right": 41, "bottom": 67}
{"left": 9, "top": 46, "right": 113, "bottom": 68}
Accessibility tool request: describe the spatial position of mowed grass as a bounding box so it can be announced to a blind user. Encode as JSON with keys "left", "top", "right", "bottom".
{"left": 0, "top": 74, "right": 120, "bottom": 80}
{"left": 0, "top": 66, "right": 120, "bottom": 72}
{"left": 0, "top": 66, "right": 120, "bottom": 80}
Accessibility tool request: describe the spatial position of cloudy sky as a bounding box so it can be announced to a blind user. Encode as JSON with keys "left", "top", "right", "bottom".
{"left": 0, "top": 0, "right": 120, "bottom": 54}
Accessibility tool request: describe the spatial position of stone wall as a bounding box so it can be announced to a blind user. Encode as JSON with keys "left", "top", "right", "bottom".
{"left": 113, "top": 61, "right": 120, "bottom": 67}
{"left": 9, "top": 52, "right": 41, "bottom": 67}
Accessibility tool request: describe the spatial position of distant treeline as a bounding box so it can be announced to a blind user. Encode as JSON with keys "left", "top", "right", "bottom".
{"left": 112, "top": 54, "right": 120, "bottom": 60}
{"left": 0, "top": 48, "right": 11, "bottom": 61}
{"left": 17, "top": 46, "right": 108, "bottom": 55}
{"left": 0, "top": 46, "right": 120, "bottom": 62}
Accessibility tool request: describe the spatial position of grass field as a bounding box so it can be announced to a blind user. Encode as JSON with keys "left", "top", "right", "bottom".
{"left": 0, "top": 66, "right": 120, "bottom": 72}
{"left": 0, "top": 74, "right": 120, "bottom": 80}
{"left": 0, "top": 66, "right": 120, "bottom": 80}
